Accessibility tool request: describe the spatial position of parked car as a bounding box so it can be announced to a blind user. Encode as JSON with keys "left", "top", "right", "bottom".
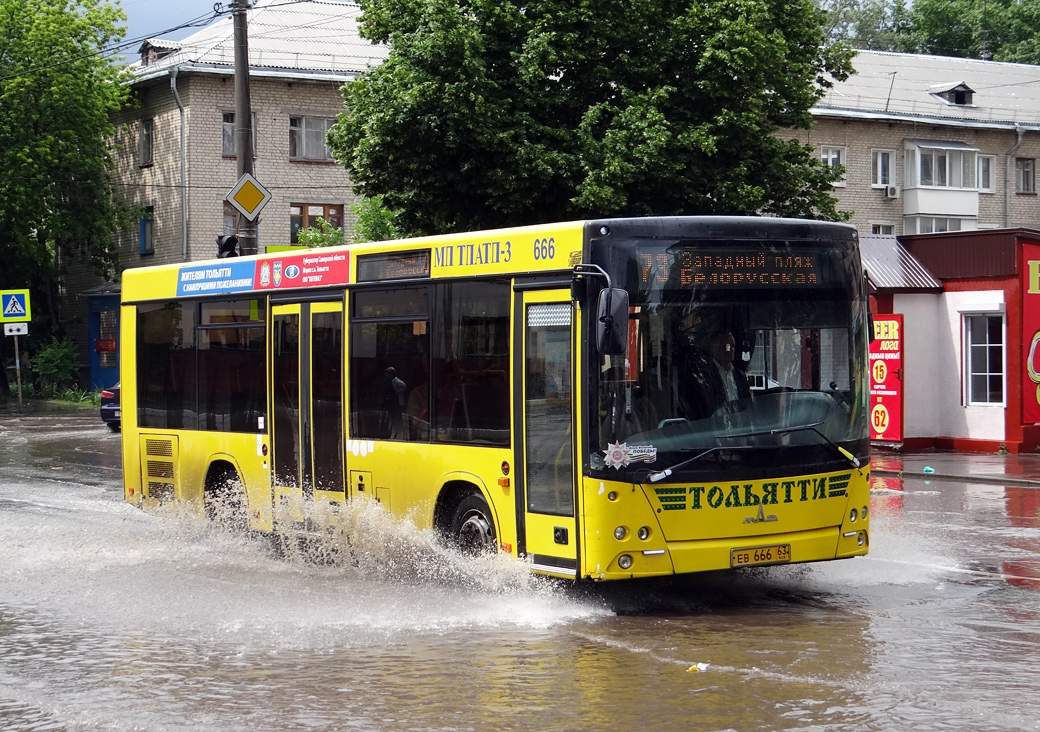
{"left": 100, "top": 382, "right": 120, "bottom": 432}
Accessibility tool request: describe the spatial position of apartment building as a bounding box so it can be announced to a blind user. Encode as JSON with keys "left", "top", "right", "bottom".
{"left": 795, "top": 49, "right": 1040, "bottom": 236}
{"left": 73, "top": 0, "right": 384, "bottom": 387}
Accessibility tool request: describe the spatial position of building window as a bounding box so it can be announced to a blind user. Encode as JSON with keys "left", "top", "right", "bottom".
{"left": 1016, "top": 158, "right": 1035, "bottom": 193}
{"left": 931, "top": 83, "right": 975, "bottom": 106}
{"left": 965, "top": 314, "right": 1003, "bottom": 405}
{"left": 870, "top": 222, "right": 894, "bottom": 235}
{"left": 905, "top": 143, "right": 976, "bottom": 189}
{"left": 222, "top": 112, "right": 257, "bottom": 157}
{"left": 289, "top": 116, "right": 335, "bottom": 161}
{"left": 223, "top": 201, "right": 240, "bottom": 236}
{"left": 139, "top": 206, "right": 154, "bottom": 255}
{"left": 820, "top": 146, "right": 846, "bottom": 186}
{"left": 905, "top": 216, "right": 966, "bottom": 234}
{"left": 139, "top": 118, "right": 154, "bottom": 166}
{"left": 977, "top": 155, "right": 995, "bottom": 193}
{"left": 871, "top": 150, "right": 894, "bottom": 187}
{"left": 918, "top": 148, "right": 975, "bottom": 188}
{"left": 290, "top": 203, "right": 342, "bottom": 244}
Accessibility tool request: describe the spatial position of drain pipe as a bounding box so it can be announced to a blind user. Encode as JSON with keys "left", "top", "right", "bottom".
{"left": 1005, "top": 124, "right": 1025, "bottom": 228}
{"left": 170, "top": 66, "right": 188, "bottom": 260}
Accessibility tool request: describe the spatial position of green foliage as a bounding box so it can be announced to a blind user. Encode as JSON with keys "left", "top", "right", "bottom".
{"left": 30, "top": 337, "right": 79, "bottom": 396}
{"left": 296, "top": 217, "right": 346, "bottom": 248}
{"left": 818, "top": 0, "right": 1040, "bottom": 62}
{"left": 817, "top": 0, "right": 915, "bottom": 52}
{"left": 329, "top": 0, "right": 854, "bottom": 236}
{"left": 351, "top": 195, "right": 401, "bottom": 243}
{"left": 0, "top": 0, "right": 134, "bottom": 326}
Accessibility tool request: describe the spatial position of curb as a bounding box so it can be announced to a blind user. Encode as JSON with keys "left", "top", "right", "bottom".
{"left": 872, "top": 468, "right": 1040, "bottom": 488}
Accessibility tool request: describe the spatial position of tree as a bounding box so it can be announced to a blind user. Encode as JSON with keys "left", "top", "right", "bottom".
{"left": 0, "top": 0, "right": 132, "bottom": 347}
{"left": 816, "top": 0, "right": 915, "bottom": 52}
{"left": 328, "top": 0, "right": 855, "bottom": 237}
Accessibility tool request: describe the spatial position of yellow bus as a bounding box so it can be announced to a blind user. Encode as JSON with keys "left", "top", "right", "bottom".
{"left": 120, "top": 216, "right": 871, "bottom": 580}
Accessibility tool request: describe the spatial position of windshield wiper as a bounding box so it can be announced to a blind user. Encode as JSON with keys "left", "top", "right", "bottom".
{"left": 715, "top": 424, "right": 861, "bottom": 469}
{"left": 647, "top": 445, "right": 755, "bottom": 483}
{"left": 769, "top": 422, "right": 861, "bottom": 469}
{"left": 646, "top": 422, "right": 860, "bottom": 483}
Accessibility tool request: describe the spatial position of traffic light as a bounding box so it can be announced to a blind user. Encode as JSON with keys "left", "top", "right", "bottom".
{"left": 216, "top": 234, "right": 239, "bottom": 258}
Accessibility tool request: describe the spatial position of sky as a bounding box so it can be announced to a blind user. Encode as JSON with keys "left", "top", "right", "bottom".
{"left": 117, "top": 0, "right": 228, "bottom": 55}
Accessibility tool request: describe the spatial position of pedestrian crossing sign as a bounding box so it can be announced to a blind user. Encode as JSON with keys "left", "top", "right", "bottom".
{"left": 0, "top": 289, "right": 31, "bottom": 323}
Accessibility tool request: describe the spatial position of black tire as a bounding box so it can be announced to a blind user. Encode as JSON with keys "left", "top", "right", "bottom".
{"left": 204, "top": 469, "right": 248, "bottom": 532}
{"left": 449, "top": 493, "right": 497, "bottom": 556}
{"left": 107, "top": 422, "right": 120, "bottom": 433}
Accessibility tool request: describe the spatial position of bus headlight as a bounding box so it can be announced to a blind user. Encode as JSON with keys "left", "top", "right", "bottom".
{"left": 862, "top": 505, "right": 868, "bottom": 519}
{"left": 618, "top": 554, "right": 633, "bottom": 570}
{"left": 849, "top": 508, "right": 858, "bottom": 523}
{"left": 637, "top": 526, "right": 650, "bottom": 541}
{"left": 614, "top": 526, "right": 627, "bottom": 540}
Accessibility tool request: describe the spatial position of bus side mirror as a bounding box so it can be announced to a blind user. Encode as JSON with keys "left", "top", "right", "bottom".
{"left": 596, "top": 288, "right": 629, "bottom": 355}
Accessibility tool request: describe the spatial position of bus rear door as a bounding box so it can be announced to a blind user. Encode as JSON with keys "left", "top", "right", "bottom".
{"left": 516, "top": 289, "right": 578, "bottom": 578}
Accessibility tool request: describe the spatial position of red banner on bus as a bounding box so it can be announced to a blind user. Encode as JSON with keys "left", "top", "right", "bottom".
{"left": 254, "top": 251, "right": 351, "bottom": 291}
{"left": 869, "top": 314, "right": 903, "bottom": 442}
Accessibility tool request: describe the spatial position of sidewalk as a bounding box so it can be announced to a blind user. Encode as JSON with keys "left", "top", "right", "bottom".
{"left": 872, "top": 448, "right": 1040, "bottom": 487}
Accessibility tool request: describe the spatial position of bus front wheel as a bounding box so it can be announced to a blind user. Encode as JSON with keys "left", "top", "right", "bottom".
{"left": 204, "top": 466, "right": 247, "bottom": 532}
{"left": 449, "top": 493, "right": 497, "bottom": 556}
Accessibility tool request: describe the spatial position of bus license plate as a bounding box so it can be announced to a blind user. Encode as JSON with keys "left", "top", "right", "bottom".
{"left": 730, "top": 543, "right": 791, "bottom": 568}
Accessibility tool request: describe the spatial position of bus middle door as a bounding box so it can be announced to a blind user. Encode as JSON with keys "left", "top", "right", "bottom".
{"left": 516, "top": 289, "right": 578, "bottom": 578}
{"left": 270, "top": 301, "right": 345, "bottom": 531}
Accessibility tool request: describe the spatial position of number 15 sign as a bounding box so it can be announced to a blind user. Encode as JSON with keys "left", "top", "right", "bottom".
{"left": 869, "top": 314, "right": 904, "bottom": 443}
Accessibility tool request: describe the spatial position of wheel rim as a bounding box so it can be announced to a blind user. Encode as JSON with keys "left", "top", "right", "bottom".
{"left": 457, "top": 509, "right": 494, "bottom": 554}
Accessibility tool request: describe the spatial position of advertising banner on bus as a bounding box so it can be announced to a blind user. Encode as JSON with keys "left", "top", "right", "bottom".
{"left": 870, "top": 314, "right": 903, "bottom": 442}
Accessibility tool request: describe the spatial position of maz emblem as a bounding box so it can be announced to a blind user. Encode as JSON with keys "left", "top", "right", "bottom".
{"left": 743, "top": 505, "right": 778, "bottom": 524}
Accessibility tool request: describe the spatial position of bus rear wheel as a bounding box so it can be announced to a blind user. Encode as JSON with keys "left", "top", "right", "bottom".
{"left": 449, "top": 493, "right": 497, "bottom": 556}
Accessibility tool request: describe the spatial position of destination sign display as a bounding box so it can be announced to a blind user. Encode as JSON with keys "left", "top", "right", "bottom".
{"left": 638, "top": 247, "right": 827, "bottom": 288}
{"left": 357, "top": 250, "right": 431, "bottom": 282}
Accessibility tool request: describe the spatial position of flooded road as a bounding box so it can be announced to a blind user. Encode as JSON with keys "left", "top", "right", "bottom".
{"left": 2, "top": 405, "right": 1039, "bottom": 731}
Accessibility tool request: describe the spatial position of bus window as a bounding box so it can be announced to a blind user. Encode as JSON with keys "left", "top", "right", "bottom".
{"left": 432, "top": 281, "right": 510, "bottom": 445}
{"left": 137, "top": 301, "right": 197, "bottom": 430}
{"left": 350, "top": 288, "right": 429, "bottom": 441}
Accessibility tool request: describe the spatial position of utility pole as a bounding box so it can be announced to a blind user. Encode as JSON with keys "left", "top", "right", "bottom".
{"left": 232, "top": 0, "right": 258, "bottom": 255}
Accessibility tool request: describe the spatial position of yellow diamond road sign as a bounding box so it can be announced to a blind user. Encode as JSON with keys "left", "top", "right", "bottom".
{"left": 227, "top": 172, "right": 272, "bottom": 222}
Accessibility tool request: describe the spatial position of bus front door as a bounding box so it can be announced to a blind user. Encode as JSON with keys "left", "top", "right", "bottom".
{"left": 270, "top": 302, "right": 345, "bottom": 529}
{"left": 517, "top": 290, "right": 578, "bottom": 578}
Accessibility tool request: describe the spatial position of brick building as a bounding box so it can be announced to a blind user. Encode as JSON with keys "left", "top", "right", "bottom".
{"left": 795, "top": 50, "right": 1040, "bottom": 236}
{"left": 70, "top": 0, "right": 384, "bottom": 387}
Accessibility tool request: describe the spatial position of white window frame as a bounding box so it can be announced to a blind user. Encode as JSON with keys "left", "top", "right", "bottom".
{"left": 977, "top": 155, "right": 995, "bottom": 193}
{"left": 289, "top": 116, "right": 336, "bottom": 161}
{"left": 869, "top": 221, "right": 895, "bottom": 235}
{"left": 963, "top": 313, "right": 1005, "bottom": 406}
{"left": 1016, "top": 158, "right": 1035, "bottom": 193}
{"left": 820, "top": 146, "right": 846, "bottom": 186}
{"left": 904, "top": 142, "right": 976, "bottom": 189}
{"left": 139, "top": 118, "right": 154, "bottom": 167}
{"left": 871, "top": 149, "right": 895, "bottom": 187}
{"left": 904, "top": 216, "right": 966, "bottom": 234}
{"left": 222, "top": 111, "right": 257, "bottom": 158}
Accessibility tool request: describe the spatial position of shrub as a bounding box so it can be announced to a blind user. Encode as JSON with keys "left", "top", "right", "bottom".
{"left": 31, "top": 338, "right": 80, "bottom": 396}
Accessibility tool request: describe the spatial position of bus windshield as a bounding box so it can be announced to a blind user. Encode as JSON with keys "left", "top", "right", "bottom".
{"left": 591, "top": 236, "right": 869, "bottom": 479}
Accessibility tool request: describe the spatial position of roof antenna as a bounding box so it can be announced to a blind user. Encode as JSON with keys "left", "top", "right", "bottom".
{"left": 884, "top": 71, "right": 896, "bottom": 112}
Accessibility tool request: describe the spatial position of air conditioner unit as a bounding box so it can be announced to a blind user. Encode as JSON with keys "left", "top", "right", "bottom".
{"left": 885, "top": 185, "right": 901, "bottom": 199}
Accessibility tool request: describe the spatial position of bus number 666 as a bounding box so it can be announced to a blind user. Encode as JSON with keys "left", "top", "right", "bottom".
{"left": 533, "top": 237, "right": 555, "bottom": 261}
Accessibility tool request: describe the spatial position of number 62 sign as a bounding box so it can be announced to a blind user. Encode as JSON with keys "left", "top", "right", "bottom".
{"left": 869, "top": 314, "right": 903, "bottom": 442}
